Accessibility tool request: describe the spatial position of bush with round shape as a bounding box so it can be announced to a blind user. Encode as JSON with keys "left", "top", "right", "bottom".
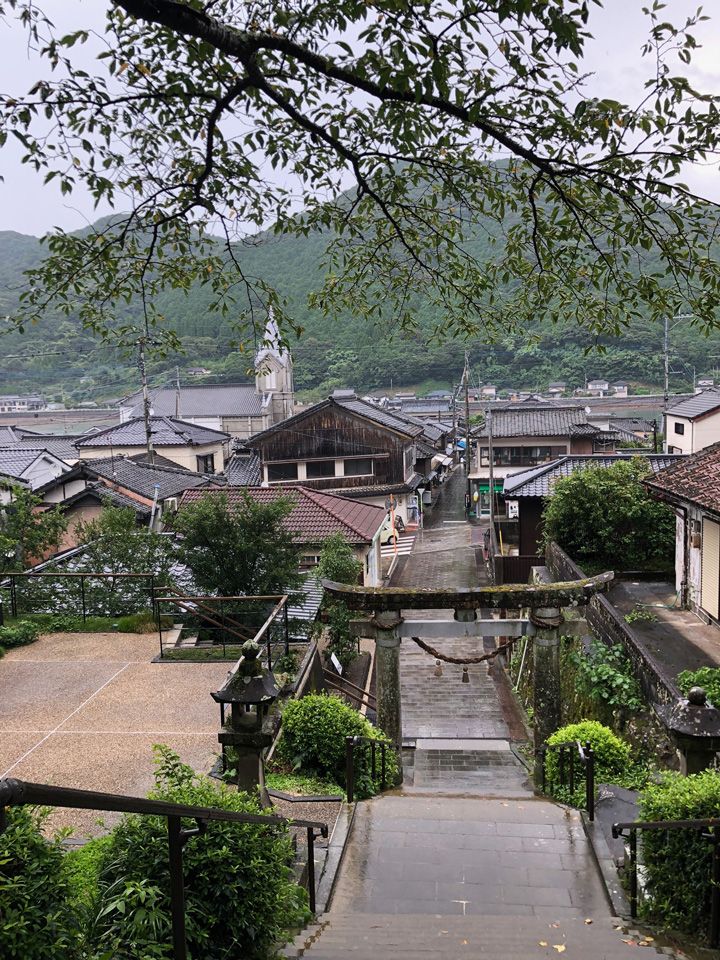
{"left": 0, "top": 805, "right": 77, "bottom": 959}
{"left": 95, "top": 745, "right": 308, "bottom": 960}
{"left": 545, "top": 719, "right": 631, "bottom": 785}
{"left": 637, "top": 769, "right": 720, "bottom": 938}
{"left": 278, "top": 693, "right": 397, "bottom": 798}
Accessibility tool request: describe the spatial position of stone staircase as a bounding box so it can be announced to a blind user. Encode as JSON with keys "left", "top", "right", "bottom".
{"left": 285, "top": 913, "right": 670, "bottom": 959}
{"left": 282, "top": 789, "right": 683, "bottom": 960}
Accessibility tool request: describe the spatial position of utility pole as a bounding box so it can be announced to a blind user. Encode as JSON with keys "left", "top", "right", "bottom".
{"left": 451, "top": 383, "right": 458, "bottom": 465}
{"left": 464, "top": 351, "right": 471, "bottom": 477}
{"left": 663, "top": 314, "right": 670, "bottom": 406}
{"left": 487, "top": 405, "right": 495, "bottom": 523}
{"left": 137, "top": 339, "right": 155, "bottom": 465}
{"left": 175, "top": 365, "right": 181, "bottom": 419}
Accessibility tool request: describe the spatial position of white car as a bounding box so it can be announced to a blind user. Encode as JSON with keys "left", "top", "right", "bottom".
{"left": 380, "top": 517, "right": 405, "bottom": 544}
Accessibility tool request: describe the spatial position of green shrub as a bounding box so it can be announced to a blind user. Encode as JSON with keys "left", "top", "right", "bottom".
{"left": 545, "top": 720, "right": 632, "bottom": 787}
{"left": 278, "top": 693, "right": 397, "bottom": 798}
{"left": 116, "top": 610, "right": 171, "bottom": 633}
{"left": 677, "top": 667, "right": 720, "bottom": 708}
{"left": 568, "top": 639, "right": 643, "bottom": 714}
{"left": 50, "top": 613, "right": 84, "bottom": 633}
{"left": 637, "top": 770, "right": 720, "bottom": 937}
{"left": 0, "top": 806, "right": 77, "bottom": 959}
{"left": 94, "top": 745, "right": 307, "bottom": 960}
{"left": 0, "top": 619, "right": 41, "bottom": 648}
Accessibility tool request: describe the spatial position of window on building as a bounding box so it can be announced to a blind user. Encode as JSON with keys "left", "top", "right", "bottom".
{"left": 674, "top": 422, "right": 685, "bottom": 435}
{"left": 344, "top": 457, "right": 373, "bottom": 476}
{"left": 267, "top": 461, "right": 298, "bottom": 482}
{"left": 196, "top": 453, "right": 216, "bottom": 474}
{"left": 306, "top": 459, "right": 336, "bottom": 479}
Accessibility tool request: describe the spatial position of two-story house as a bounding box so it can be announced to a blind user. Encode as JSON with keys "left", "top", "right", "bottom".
{"left": 468, "top": 404, "right": 617, "bottom": 517}
{"left": 587, "top": 379, "right": 610, "bottom": 397}
{"left": 664, "top": 390, "right": 720, "bottom": 455}
{"left": 248, "top": 394, "right": 433, "bottom": 525}
{"left": 75, "top": 417, "right": 232, "bottom": 474}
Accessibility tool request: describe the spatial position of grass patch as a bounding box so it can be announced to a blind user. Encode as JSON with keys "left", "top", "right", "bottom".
{"left": 161, "top": 645, "right": 247, "bottom": 661}
{"left": 266, "top": 770, "right": 344, "bottom": 797}
{"left": 63, "top": 836, "right": 113, "bottom": 908}
{"left": 0, "top": 612, "right": 171, "bottom": 634}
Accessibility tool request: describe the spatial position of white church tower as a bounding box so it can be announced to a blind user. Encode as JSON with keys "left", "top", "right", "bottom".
{"left": 254, "top": 311, "right": 295, "bottom": 424}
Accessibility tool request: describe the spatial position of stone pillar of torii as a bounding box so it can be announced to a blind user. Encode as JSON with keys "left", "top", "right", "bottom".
{"left": 322, "top": 570, "right": 614, "bottom": 780}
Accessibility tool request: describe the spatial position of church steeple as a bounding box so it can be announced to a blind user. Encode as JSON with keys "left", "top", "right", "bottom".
{"left": 254, "top": 310, "right": 294, "bottom": 422}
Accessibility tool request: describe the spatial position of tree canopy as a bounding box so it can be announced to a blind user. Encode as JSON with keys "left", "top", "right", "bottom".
{"left": 1, "top": 0, "right": 720, "bottom": 354}
{"left": 0, "top": 486, "right": 67, "bottom": 572}
{"left": 171, "top": 489, "right": 304, "bottom": 597}
{"left": 541, "top": 457, "right": 675, "bottom": 571}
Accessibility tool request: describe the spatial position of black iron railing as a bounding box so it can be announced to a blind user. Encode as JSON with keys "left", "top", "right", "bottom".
{"left": 0, "top": 571, "right": 156, "bottom": 622}
{"left": 539, "top": 740, "right": 596, "bottom": 821}
{"left": 0, "top": 777, "right": 327, "bottom": 960}
{"left": 612, "top": 817, "right": 720, "bottom": 946}
{"left": 345, "top": 735, "right": 396, "bottom": 803}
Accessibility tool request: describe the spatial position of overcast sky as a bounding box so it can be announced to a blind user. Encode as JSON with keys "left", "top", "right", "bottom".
{"left": 0, "top": 0, "right": 718, "bottom": 237}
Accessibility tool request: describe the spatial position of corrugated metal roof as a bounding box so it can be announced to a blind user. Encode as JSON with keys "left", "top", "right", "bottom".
{"left": 179, "top": 485, "right": 386, "bottom": 544}
{"left": 665, "top": 389, "right": 720, "bottom": 420}
{"left": 120, "top": 384, "right": 265, "bottom": 417}
{"left": 504, "top": 454, "right": 684, "bottom": 498}
{"left": 75, "top": 416, "right": 230, "bottom": 448}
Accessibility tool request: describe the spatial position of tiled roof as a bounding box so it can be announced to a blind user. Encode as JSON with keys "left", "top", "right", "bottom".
{"left": 179, "top": 486, "right": 386, "bottom": 544}
{"left": 415, "top": 440, "right": 438, "bottom": 459}
{"left": 474, "top": 405, "right": 594, "bottom": 439}
{"left": 75, "top": 416, "right": 230, "bottom": 448}
{"left": 645, "top": 443, "right": 720, "bottom": 513}
{"left": 503, "top": 454, "right": 684, "bottom": 498}
{"left": 251, "top": 396, "right": 422, "bottom": 443}
{"left": 64, "top": 481, "right": 153, "bottom": 515}
{"left": 607, "top": 417, "right": 656, "bottom": 433}
{"left": 14, "top": 435, "right": 81, "bottom": 461}
{"left": 120, "top": 383, "right": 265, "bottom": 417}
{"left": 0, "top": 447, "right": 61, "bottom": 479}
{"left": 336, "top": 397, "right": 424, "bottom": 437}
{"left": 225, "top": 452, "right": 262, "bottom": 485}
{"left": 665, "top": 389, "right": 720, "bottom": 421}
{"left": 85, "top": 455, "right": 224, "bottom": 499}
{"left": 320, "top": 474, "right": 425, "bottom": 499}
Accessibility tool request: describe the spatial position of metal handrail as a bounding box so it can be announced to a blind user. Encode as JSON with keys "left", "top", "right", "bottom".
{"left": 539, "top": 740, "right": 596, "bottom": 821}
{"left": 323, "top": 669, "right": 377, "bottom": 705}
{"left": 345, "top": 735, "right": 399, "bottom": 803}
{"left": 0, "top": 777, "right": 328, "bottom": 960}
{"left": 324, "top": 678, "right": 375, "bottom": 710}
{"left": 611, "top": 816, "right": 720, "bottom": 945}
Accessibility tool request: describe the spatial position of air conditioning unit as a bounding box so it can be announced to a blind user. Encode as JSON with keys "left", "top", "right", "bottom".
{"left": 163, "top": 497, "right": 178, "bottom": 513}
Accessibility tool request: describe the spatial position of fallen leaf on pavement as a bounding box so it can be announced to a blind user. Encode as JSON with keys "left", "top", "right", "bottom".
{"left": 622, "top": 940, "right": 638, "bottom": 946}
{"left": 584, "top": 919, "right": 593, "bottom": 925}
{"left": 539, "top": 942, "right": 548, "bottom": 947}
{"left": 553, "top": 946, "right": 566, "bottom": 953}
{"left": 461, "top": 940, "right": 467, "bottom": 946}
{"left": 552, "top": 924, "right": 559, "bottom": 928}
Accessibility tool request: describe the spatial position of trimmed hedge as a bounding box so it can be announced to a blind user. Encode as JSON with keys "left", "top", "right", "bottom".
{"left": 638, "top": 770, "right": 720, "bottom": 937}
{"left": 278, "top": 693, "right": 397, "bottom": 798}
{"left": 545, "top": 720, "right": 632, "bottom": 785}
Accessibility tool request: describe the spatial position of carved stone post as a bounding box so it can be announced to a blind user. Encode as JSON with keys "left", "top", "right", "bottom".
{"left": 531, "top": 606, "right": 562, "bottom": 755}
{"left": 374, "top": 609, "right": 403, "bottom": 783}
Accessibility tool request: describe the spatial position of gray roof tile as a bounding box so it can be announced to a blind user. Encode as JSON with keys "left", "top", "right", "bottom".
{"left": 85, "top": 455, "right": 224, "bottom": 499}
{"left": 665, "top": 389, "right": 720, "bottom": 421}
{"left": 120, "top": 383, "right": 265, "bottom": 417}
{"left": 475, "top": 405, "right": 595, "bottom": 439}
{"left": 75, "top": 417, "right": 230, "bottom": 448}
{"left": 503, "top": 454, "right": 684, "bottom": 498}
{"left": 225, "top": 452, "right": 262, "bottom": 486}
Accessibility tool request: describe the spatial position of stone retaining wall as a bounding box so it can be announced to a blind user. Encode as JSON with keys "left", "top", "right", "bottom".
{"left": 545, "top": 541, "right": 681, "bottom": 707}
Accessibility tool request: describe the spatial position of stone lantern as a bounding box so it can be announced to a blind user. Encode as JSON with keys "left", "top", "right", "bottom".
{"left": 212, "top": 639, "right": 279, "bottom": 807}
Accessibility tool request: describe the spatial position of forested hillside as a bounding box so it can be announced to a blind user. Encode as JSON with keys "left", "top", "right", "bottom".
{"left": 0, "top": 214, "right": 717, "bottom": 402}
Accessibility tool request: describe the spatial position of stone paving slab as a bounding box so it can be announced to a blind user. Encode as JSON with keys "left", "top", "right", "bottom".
{"left": 329, "top": 796, "right": 609, "bottom": 919}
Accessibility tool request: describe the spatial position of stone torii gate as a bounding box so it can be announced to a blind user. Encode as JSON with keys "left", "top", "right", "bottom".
{"left": 322, "top": 571, "right": 614, "bottom": 775}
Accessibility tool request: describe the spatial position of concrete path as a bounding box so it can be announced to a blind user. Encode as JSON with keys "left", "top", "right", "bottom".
{"left": 0, "top": 631, "right": 225, "bottom": 835}
{"left": 610, "top": 581, "right": 720, "bottom": 679}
